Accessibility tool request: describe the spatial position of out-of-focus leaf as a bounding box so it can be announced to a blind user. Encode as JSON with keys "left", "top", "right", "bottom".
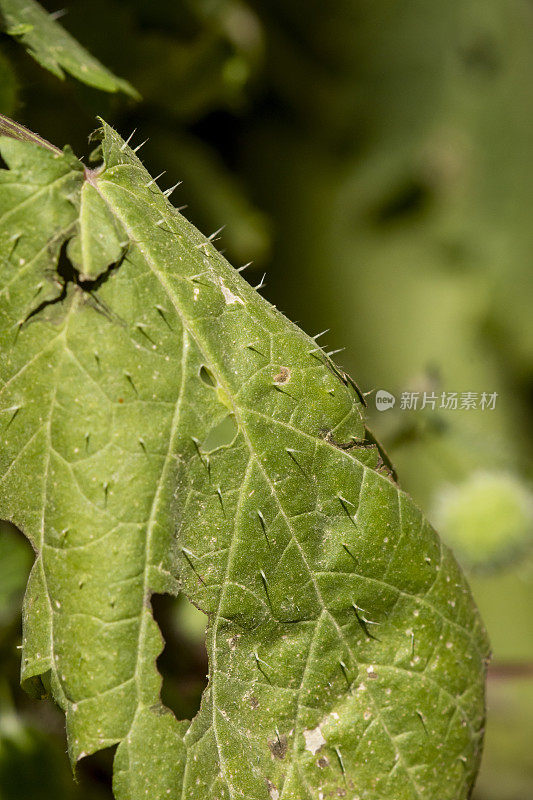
{"left": 0, "top": 0, "right": 138, "bottom": 96}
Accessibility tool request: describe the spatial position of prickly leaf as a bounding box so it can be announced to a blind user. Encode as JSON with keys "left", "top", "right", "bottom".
{"left": 0, "top": 122, "right": 489, "bottom": 800}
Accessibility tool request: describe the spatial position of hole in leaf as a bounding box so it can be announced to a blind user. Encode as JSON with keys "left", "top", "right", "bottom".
{"left": 0, "top": 520, "right": 33, "bottom": 613}
{"left": 22, "top": 239, "right": 124, "bottom": 325}
{"left": 201, "top": 414, "right": 238, "bottom": 452}
{"left": 76, "top": 746, "right": 115, "bottom": 799}
{"left": 151, "top": 593, "right": 208, "bottom": 722}
{"left": 199, "top": 365, "right": 216, "bottom": 386}
{"left": 0, "top": 519, "right": 34, "bottom": 694}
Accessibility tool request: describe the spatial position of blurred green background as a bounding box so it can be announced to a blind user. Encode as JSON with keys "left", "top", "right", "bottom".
{"left": 1, "top": 1, "right": 532, "bottom": 797}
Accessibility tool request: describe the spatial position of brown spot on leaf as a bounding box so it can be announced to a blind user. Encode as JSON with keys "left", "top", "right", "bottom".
{"left": 268, "top": 733, "right": 288, "bottom": 759}
{"left": 249, "top": 696, "right": 259, "bottom": 709}
{"left": 317, "top": 756, "right": 329, "bottom": 769}
{"left": 273, "top": 366, "right": 290, "bottom": 385}
{"left": 266, "top": 779, "right": 280, "bottom": 800}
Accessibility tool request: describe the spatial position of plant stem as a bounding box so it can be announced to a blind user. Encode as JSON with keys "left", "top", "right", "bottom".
{"left": 0, "top": 114, "right": 62, "bottom": 155}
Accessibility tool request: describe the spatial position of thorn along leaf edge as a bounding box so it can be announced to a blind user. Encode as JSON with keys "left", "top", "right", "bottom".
{"left": 0, "top": 120, "right": 489, "bottom": 800}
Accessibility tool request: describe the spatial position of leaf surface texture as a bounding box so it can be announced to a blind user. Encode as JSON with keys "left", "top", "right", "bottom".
{"left": 0, "top": 124, "right": 489, "bottom": 800}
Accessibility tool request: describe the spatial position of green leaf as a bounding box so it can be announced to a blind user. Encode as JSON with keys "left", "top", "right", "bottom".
{"left": 0, "top": 0, "right": 138, "bottom": 96}
{"left": 0, "top": 120, "right": 489, "bottom": 800}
